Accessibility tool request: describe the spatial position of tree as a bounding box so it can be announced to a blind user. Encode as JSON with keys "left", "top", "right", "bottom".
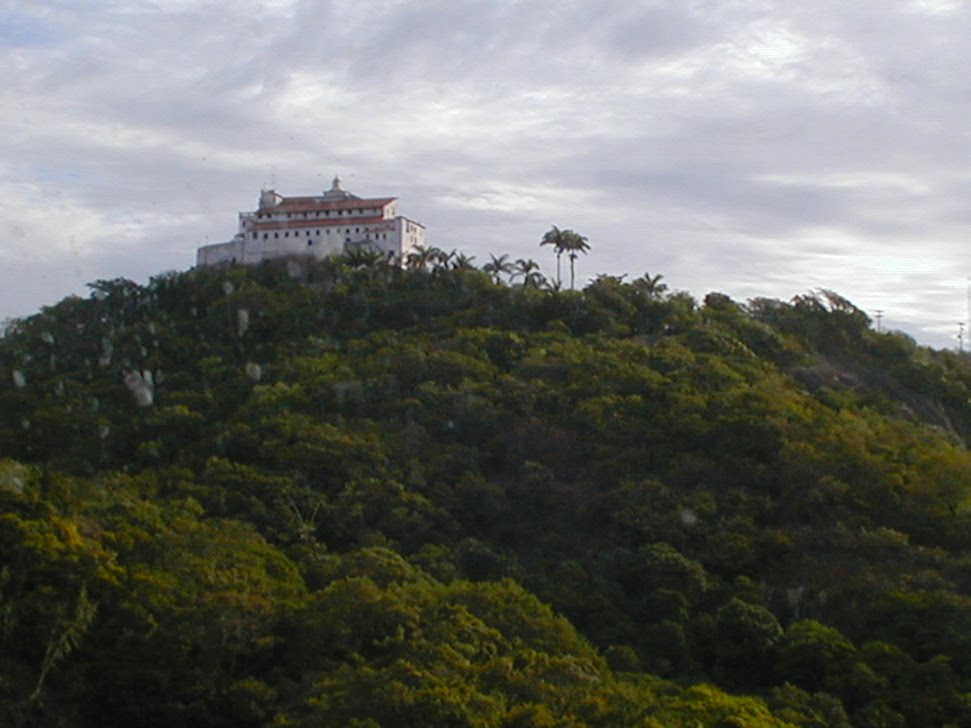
{"left": 427, "top": 246, "right": 453, "bottom": 273}
{"left": 451, "top": 252, "right": 477, "bottom": 270}
{"left": 540, "top": 227, "right": 589, "bottom": 289}
{"left": 777, "top": 620, "right": 856, "bottom": 693}
{"left": 540, "top": 226, "right": 567, "bottom": 287}
{"left": 562, "top": 230, "right": 590, "bottom": 290}
{"left": 405, "top": 244, "right": 434, "bottom": 271}
{"left": 633, "top": 272, "right": 667, "bottom": 298}
{"left": 713, "top": 598, "right": 783, "bottom": 686}
{"left": 343, "top": 247, "right": 386, "bottom": 270}
{"left": 513, "top": 259, "right": 545, "bottom": 289}
{"left": 482, "top": 254, "right": 514, "bottom": 285}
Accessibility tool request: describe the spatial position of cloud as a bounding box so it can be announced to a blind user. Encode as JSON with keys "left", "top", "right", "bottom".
{"left": 3, "top": 0, "right": 971, "bottom": 348}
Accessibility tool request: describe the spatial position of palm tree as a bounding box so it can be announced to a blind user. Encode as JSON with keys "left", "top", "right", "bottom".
{"left": 561, "top": 230, "right": 590, "bottom": 290}
{"left": 405, "top": 244, "right": 433, "bottom": 271}
{"left": 344, "top": 247, "right": 385, "bottom": 269}
{"left": 451, "top": 252, "right": 477, "bottom": 270}
{"left": 513, "top": 258, "right": 545, "bottom": 288}
{"left": 427, "top": 246, "right": 451, "bottom": 270}
{"left": 541, "top": 227, "right": 589, "bottom": 289}
{"left": 633, "top": 272, "right": 667, "bottom": 298}
{"left": 540, "top": 226, "right": 567, "bottom": 286}
{"left": 482, "top": 254, "right": 514, "bottom": 285}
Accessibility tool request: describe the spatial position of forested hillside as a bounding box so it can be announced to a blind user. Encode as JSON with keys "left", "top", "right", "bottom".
{"left": 5, "top": 253, "right": 971, "bottom": 726}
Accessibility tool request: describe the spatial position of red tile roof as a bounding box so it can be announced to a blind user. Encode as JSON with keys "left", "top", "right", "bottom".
{"left": 262, "top": 196, "right": 397, "bottom": 214}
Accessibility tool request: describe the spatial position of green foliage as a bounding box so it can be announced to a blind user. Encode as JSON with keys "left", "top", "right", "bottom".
{"left": 776, "top": 620, "right": 856, "bottom": 693}
{"left": 6, "top": 253, "right": 971, "bottom": 724}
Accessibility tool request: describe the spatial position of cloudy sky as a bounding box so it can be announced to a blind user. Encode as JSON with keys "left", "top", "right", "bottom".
{"left": 4, "top": 0, "right": 971, "bottom": 347}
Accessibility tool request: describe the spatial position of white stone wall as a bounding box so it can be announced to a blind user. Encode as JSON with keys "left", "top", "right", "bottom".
{"left": 397, "top": 218, "right": 426, "bottom": 260}
{"left": 196, "top": 239, "right": 242, "bottom": 266}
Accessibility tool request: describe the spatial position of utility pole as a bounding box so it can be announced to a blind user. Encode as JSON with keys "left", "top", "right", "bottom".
{"left": 874, "top": 310, "right": 884, "bottom": 333}
{"left": 959, "top": 322, "right": 965, "bottom": 354}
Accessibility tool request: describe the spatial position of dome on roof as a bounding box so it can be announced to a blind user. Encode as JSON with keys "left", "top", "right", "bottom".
{"left": 323, "top": 174, "right": 355, "bottom": 200}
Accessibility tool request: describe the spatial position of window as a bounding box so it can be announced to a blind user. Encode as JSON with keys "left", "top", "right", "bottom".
{"left": 263, "top": 233, "right": 268, "bottom": 240}
{"left": 284, "top": 232, "right": 289, "bottom": 237}
{"left": 274, "top": 232, "right": 278, "bottom": 238}
{"left": 307, "top": 240, "right": 313, "bottom": 247}
{"left": 252, "top": 232, "right": 257, "bottom": 239}
{"left": 306, "top": 230, "right": 310, "bottom": 236}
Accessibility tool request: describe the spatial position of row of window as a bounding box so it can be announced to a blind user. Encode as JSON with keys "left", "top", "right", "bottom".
{"left": 251, "top": 229, "right": 391, "bottom": 241}
{"left": 256, "top": 208, "right": 381, "bottom": 221}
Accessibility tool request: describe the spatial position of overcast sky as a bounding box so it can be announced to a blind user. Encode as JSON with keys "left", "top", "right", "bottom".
{"left": 4, "top": 0, "right": 971, "bottom": 348}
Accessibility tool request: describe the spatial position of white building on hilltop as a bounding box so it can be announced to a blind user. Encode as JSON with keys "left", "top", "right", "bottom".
{"left": 196, "top": 176, "right": 426, "bottom": 267}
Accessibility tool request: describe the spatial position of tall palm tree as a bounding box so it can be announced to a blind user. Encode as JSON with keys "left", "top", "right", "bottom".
{"left": 541, "top": 227, "right": 589, "bottom": 289}
{"left": 561, "top": 230, "right": 590, "bottom": 290}
{"left": 540, "top": 226, "right": 567, "bottom": 286}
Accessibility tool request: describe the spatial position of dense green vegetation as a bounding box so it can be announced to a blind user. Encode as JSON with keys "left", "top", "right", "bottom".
{"left": 5, "top": 251, "right": 971, "bottom": 726}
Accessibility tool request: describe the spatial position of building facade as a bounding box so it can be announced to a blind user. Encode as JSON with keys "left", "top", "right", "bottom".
{"left": 196, "top": 177, "right": 426, "bottom": 266}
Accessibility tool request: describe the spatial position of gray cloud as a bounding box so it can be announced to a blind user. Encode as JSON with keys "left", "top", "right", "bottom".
{"left": 3, "top": 0, "right": 971, "bottom": 348}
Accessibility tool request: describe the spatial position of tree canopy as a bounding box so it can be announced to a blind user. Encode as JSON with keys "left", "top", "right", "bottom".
{"left": 4, "top": 250, "right": 971, "bottom": 725}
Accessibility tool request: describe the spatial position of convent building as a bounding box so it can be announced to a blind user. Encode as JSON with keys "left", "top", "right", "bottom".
{"left": 196, "top": 176, "right": 426, "bottom": 266}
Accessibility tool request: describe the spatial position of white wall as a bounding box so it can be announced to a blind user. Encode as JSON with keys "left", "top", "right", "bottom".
{"left": 198, "top": 199, "right": 425, "bottom": 267}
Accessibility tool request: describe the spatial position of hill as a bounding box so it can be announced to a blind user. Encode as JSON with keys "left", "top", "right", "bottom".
{"left": 4, "top": 253, "right": 971, "bottom": 726}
